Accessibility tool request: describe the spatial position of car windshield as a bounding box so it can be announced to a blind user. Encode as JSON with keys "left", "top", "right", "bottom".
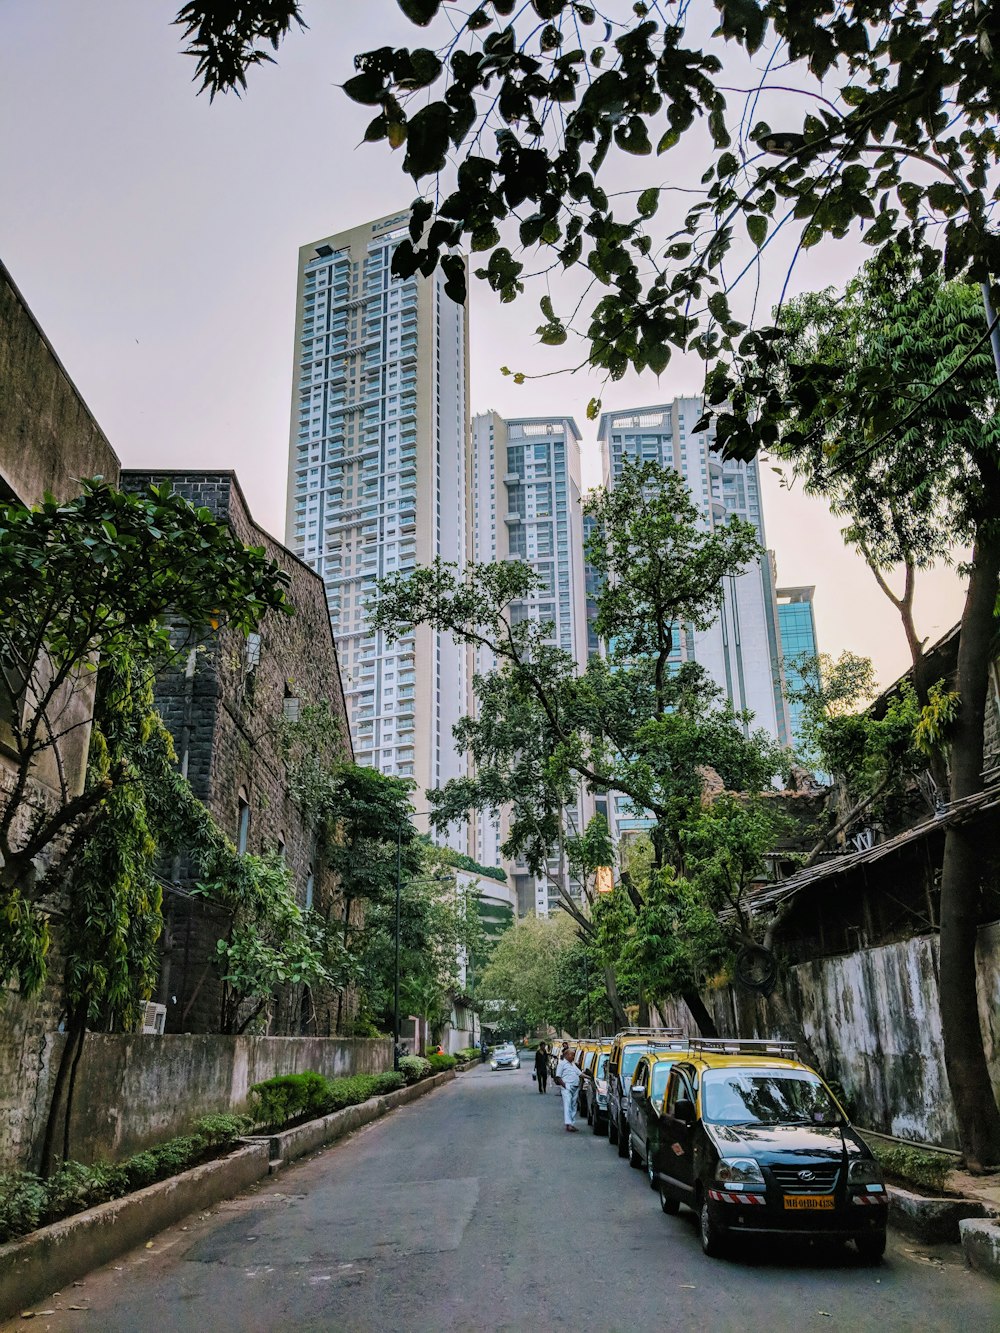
{"left": 702, "top": 1069, "right": 840, "bottom": 1126}
{"left": 595, "top": 1053, "right": 609, "bottom": 1080}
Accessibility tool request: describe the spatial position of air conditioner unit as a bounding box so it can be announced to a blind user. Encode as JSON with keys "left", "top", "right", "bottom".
{"left": 141, "top": 1002, "right": 167, "bottom": 1036}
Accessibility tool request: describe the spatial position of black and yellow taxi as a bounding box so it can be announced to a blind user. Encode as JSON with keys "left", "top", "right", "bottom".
{"left": 580, "top": 1041, "right": 614, "bottom": 1133}
{"left": 624, "top": 1045, "right": 692, "bottom": 1174}
{"left": 573, "top": 1041, "right": 601, "bottom": 1119}
{"left": 649, "top": 1039, "right": 888, "bottom": 1261}
{"left": 605, "top": 1028, "right": 684, "bottom": 1157}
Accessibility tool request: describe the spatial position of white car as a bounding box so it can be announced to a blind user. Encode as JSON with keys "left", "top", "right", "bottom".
{"left": 490, "top": 1044, "right": 521, "bottom": 1071}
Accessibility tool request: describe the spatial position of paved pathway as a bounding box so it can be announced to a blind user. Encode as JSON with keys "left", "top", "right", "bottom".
{"left": 8, "top": 1059, "right": 996, "bottom": 1332}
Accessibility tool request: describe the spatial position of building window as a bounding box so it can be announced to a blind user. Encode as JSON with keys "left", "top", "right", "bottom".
{"left": 237, "top": 788, "right": 250, "bottom": 855}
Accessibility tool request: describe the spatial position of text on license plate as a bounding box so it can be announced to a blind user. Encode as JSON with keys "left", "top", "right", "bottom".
{"left": 784, "top": 1194, "right": 835, "bottom": 1210}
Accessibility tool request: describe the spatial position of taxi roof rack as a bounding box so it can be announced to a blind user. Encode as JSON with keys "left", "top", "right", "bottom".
{"left": 613, "top": 1026, "right": 684, "bottom": 1039}
{"left": 687, "top": 1038, "right": 798, "bottom": 1058}
{"left": 645, "top": 1038, "right": 690, "bottom": 1051}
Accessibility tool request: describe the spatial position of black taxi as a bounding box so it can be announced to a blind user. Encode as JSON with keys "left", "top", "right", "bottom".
{"left": 649, "top": 1039, "right": 888, "bottom": 1261}
{"left": 624, "top": 1046, "right": 691, "bottom": 1174}
{"left": 606, "top": 1027, "right": 684, "bottom": 1157}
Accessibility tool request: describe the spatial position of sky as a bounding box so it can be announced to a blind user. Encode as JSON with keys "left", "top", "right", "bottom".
{"left": 0, "top": 1, "right": 967, "bottom": 692}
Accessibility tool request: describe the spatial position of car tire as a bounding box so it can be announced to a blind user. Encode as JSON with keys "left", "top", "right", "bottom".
{"left": 699, "top": 1192, "right": 727, "bottom": 1258}
{"left": 628, "top": 1136, "right": 643, "bottom": 1169}
{"left": 855, "top": 1232, "right": 886, "bottom": 1264}
{"left": 592, "top": 1111, "right": 605, "bottom": 1136}
{"left": 608, "top": 1114, "right": 619, "bottom": 1146}
{"left": 647, "top": 1160, "right": 658, "bottom": 1191}
{"left": 617, "top": 1120, "right": 629, "bottom": 1157}
{"left": 659, "top": 1183, "right": 680, "bottom": 1215}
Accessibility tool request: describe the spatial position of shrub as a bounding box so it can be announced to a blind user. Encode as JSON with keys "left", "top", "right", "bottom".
{"left": 456, "top": 1046, "right": 482, "bottom": 1062}
{"left": 249, "top": 1071, "right": 331, "bottom": 1128}
{"left": 869, "top": 1141, "right": 953, "bottom": 1193}
{"left": 398, "top": 1055, "right": 431, "bottom": 1085}
{"left": 371, "top": 1071, "right": 405, "bottom": 1095}
{"left": 0, "top": 1172, "right": 47, "bottom": 1244}
{"left": 193, "top": 1113, "right": 253, "bottom": 1147}
{"left": 427, "top": 1052, "right": 457, "bottom": 1073}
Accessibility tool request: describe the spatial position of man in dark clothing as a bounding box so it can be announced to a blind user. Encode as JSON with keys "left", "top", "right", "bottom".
{"left": 533, "top": 1042, "right": 549, "bottom": 1093}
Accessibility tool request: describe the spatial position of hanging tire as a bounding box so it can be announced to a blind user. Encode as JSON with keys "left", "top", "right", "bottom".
{"left": 699, "top": 1192, "right": 727, "bottom": 1257}
{"left": 659, "top": 1183, "right": 680, "bottom": 1215}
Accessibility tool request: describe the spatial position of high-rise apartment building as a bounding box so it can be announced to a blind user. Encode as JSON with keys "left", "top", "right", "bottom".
{"left": 597, "top": 398, "right": 790, "bottom": 743}
{"left": 777, "top": 585, "right": 820, "bottom": 755}
{"left": 470, "top": 412, "right": 591, "bottom": 914}
{"left": 286, "top": 211, "right": 471, "bottom": 825}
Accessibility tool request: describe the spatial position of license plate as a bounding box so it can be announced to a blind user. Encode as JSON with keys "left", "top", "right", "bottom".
{"left": 784, "top": 1194, "right": 835, "bottom": 1210}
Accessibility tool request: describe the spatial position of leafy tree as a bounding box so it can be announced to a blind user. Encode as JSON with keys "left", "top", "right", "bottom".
{"left": 477, "top": 913, "right": 577, "bottom": 1036}
{"left": 191, "top": 852, "right": 339, "bottom": 1036}
{"left": 176, "top": 2, "right": 999, "bottom": 415}
{"left": 371, "top": 460, "right": 786, "bottom": 1032}
{"left": 755, "top": 264, "right": 1000, "bottom": 1168}
{"left": 0, "top": 479, "right": 288, "bottom": 999}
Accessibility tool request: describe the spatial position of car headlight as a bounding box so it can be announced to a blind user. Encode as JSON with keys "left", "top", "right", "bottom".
{"left": 490, "top": 1061, "right": 498, "bottom": 1069}
{"left": 716, "top": 1157, "right": 765, "bottom": 1187}
{"left": 849, "top": 1158, "right": 883, "bottom": 1185}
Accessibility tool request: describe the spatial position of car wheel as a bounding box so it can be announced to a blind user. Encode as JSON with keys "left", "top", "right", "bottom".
{"left": 608, "top": 1114, "right": 619, "bottom": 1146}
{"left": 617, "top": 1120, "right": 629, "bottom": 1157}
{"left": 647, "top": 1160, "right": 658, "bottom": 1191}
{"left": 699, "top": 1192, "right": 727, "bottom": 1258}
{"left": 628, "top": 1136, "right": 643, "bottom": 1169}
{"left": 592, "top": 1110, "right": 605, "bottom": 1136}
{"left": 855, "top": 1232, "right": 886, "bottom": 1264}
{"left": 658, "top": 1183, "right": 680, "bottom": 1215}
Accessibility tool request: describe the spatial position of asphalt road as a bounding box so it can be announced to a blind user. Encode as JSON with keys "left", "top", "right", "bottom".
{"left": 10, "top": 1057, "right": 997, "bottom": 1333}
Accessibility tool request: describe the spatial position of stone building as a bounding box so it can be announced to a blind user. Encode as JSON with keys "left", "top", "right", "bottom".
{"left": 121, "top": 470, "right": 355, "bottom": 1037}
{"left": 0, "top": 260, "right": 123, "bottom": 1173}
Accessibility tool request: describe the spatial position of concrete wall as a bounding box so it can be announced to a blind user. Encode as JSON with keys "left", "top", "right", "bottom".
{"left": 1, "top": 1032, "right": 391, "bottom": 1173}
{"left": 656, "top": 922, "right": 1000, "bottom": 1151}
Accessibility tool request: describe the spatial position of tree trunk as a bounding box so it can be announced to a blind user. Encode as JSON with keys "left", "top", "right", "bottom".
{"left": 767, "top": 983, "right": 823, "bottom": 1074}
{"left": 682, "top": 989, "right": 718, "bottom": 1037}
{"left": 39, "top": 1000, "right": 86, "bottom": 1178}
{"left": 939, "top": 524, "right": 1000, "bottom": 1169}
{"left": 603, "top": 964, "right": 629, "bottom": 1029}
{"left": 62, "top": 1019, "right": 88, "bottom": 1164}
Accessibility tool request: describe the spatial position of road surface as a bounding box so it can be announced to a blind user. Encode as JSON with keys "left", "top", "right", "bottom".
{"left": 9, "top": 1057, "right": 996, "bottom": 1332}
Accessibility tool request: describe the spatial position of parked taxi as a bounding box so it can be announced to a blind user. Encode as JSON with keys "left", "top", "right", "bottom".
{"left": 605, "top": 1028, "right": 684, "bottom": 1157}
{"left": 648, "top": 1039, "right": 888, "bottom": 1261}
{"left": 624, "top": 1045, "right": 692, "bottom": 1174}
{"left": 580, "top": 1041, "right": 614, "bottom": 1132}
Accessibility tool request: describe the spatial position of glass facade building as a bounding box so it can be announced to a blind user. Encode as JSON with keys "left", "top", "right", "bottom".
{"left": 286, "top": 212, "right": 471, "bottom": 836}
{"left": 777, "top": 586, "right": 820, "bottom": 756}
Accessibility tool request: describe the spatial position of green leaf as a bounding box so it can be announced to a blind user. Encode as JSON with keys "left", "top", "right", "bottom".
{"left": 746, "top": 214, "right": 767, "bottom": 248}
{"left": 637, "top": 187, "right": 659, "bottom": 219}
{"left": 398, "top": 0, "right": 441, "bottom": 25}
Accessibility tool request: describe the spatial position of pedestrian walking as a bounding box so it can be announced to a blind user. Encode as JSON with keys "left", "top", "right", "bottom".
{"left": 533, "top": 1042, "right": 549, "bottom": 1093}
{"left": 554, "top": 1045, "right": 581, "bottom": 1132}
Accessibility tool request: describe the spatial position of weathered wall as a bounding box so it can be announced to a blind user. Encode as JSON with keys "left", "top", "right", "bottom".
{"left": 0, "top": 261, "right": 120, "bottom": 504}
{"left": 120, "top": 470, "right": 355, "bottom": 1036}
{"left": 656, "top": 922, "right": 1000, "bottom": 1151}
{"left": 1, "top": 1032, "right": 390, "bottom": 1173}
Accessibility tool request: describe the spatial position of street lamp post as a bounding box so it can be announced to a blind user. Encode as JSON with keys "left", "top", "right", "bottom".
{"left": 394, "top": 823, "right": 402, "bottom": 1073}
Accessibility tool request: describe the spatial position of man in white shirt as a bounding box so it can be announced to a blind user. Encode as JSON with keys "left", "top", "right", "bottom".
{"left": 554, "top": 1045, "right": 582, "bottom": 1132}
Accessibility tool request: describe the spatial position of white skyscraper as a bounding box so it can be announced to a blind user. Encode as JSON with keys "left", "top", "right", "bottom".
{"left": 286, "top": 211, "right": 471, "bottom": 829}
{"left": 597, "top": 399, "right": 789, "bottom": 840}
{"left": 471, "top": 412, "right": 592, "bottom": 915}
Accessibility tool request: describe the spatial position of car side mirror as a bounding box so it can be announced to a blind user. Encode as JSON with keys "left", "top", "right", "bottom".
{"left": 674, "top": 1098, "right": 695, "bottom": 1124}
{"left": 631, "top": 1086, "right": 646, "bottom": 1102}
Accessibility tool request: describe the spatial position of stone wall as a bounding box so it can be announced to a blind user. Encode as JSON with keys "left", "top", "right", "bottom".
{"left": 1, "top": 1032, "right": 390, "bottom": 1173}
{"left": 655, "top": 921, "right": 1000, "bottom": 1151}
{"left": 120, "top": 471, "right": 355, "bottom": 1036}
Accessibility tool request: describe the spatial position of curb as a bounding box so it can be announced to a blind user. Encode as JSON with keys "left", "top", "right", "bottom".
{"left": 0, "top": 1070, "right": 456, "bottom": 1321}
{"left": 886, "top": 1183, "right": 995, "bottom": 1243}
{"left": 959, "top": 1217, "right": 1000, "bottom": 1280}
{"left": 0, "top": 1142, "right": 269, "bottom": 1323}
